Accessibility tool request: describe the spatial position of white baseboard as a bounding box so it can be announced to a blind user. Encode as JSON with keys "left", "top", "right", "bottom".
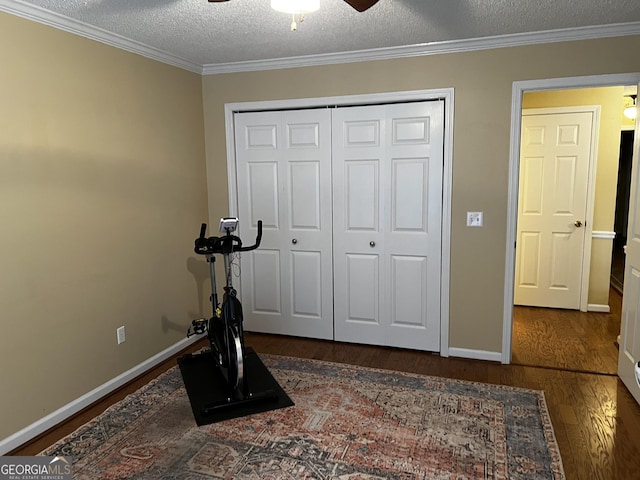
{"left": 587, "top": 303, "right": 611, "bottom": 313}
{"left": 0, "top": 336, "right": 199, "bottom": 455}
{"left": 448, "top": 347, "right": 502, "bottom": 363}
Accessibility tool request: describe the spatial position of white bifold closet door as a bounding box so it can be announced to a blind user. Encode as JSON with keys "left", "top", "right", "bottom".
{"left": 235, "top": 100, "right": 444, "bottom": 352}
{"left": 332, "top": 102, "right": 443, "bottom": 351}
{"left": 234, "top": 109, "right": 334, "bottom": 340}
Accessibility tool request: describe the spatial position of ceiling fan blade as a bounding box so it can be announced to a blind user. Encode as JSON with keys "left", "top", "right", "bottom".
{"left": 342, "top": 0, "right": 379, "bottom": 12}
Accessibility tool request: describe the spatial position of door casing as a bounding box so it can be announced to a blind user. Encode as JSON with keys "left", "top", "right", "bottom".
{"left": 223, "top": 89, "right": 454, "bottom": 357}
{"left": 503, "top": 73, "right": 640, "bottom": 364}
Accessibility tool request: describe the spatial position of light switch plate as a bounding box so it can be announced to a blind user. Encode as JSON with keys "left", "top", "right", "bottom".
{"left": 467, "top": 212, "right": 483, "bottom": 227}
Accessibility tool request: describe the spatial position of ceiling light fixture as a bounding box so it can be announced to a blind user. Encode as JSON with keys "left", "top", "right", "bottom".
{"left": 271, "top": 0, "right": 320, "bottom": 31}
{"left": 624, "top": 95, "right": 637, "bottom": 120}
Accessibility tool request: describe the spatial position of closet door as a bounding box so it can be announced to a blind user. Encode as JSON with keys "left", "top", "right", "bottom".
{"left": 235, "top": 109, "right": 333, "bottom": 339}
{"left": 332, "top": 101, "right": 444, "bottom": 351}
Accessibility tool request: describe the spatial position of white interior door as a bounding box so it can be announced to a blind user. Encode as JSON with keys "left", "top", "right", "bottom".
{"left": 235, "top": 109, "right": 334, "bottom": 339}
{"left": 514, "top": 109, "right": 595, "bottom": 309}
{"left": 618, "top": 82, "right": 640, "bottom": 405}
{"left": 332, "top": 101, "right": 444, "bottom": 351}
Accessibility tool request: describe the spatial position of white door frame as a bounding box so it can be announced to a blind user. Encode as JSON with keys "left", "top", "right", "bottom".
{"left": 223, "top": 89, "right": 454, "bottom": 356}
{"left": 516, "top": 105, "right": 601, "bottom": 310}
{"left": 503, "top": 73, "right": 640, "bottom": 364}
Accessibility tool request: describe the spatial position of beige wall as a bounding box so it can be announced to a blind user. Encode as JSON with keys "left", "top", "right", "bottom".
{"left": 523, "top": 87, "right": 625, "bottom": 306}
{"left": 202, "top": 36, "right": 640, "bottom": 355}
{"left": 0, "top": 13, "right": 208, "bottom": 440}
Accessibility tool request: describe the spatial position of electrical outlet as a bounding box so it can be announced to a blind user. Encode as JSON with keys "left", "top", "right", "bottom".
{"left": 467, "top": 212, "right": 483, "bottom": 227}
{"left": 117, "top": 326, "right": 126, "bottom": 345}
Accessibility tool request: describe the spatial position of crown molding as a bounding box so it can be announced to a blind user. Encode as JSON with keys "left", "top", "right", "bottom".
{"left": 202, "top": 21, "right": 640, "bottom": 75}
{"left": 2, "top": 0, "right": 639, "bottom": 76}
{"left": 0, "top": 0, "right": 202, "bottom": 73}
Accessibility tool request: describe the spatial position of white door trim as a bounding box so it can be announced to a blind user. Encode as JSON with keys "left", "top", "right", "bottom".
{"left": 517, "top": 105, "right": 601, "bottom": 311}
{"left": 222, "top": 88, "right": 454, "bottom": 356}
{"left": 503, "top": 73, "right": 640, "bottom": 364}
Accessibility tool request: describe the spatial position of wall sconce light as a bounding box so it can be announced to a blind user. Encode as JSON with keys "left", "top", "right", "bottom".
{"left": 624, "top": 95, "right": 637, "bottom": 120}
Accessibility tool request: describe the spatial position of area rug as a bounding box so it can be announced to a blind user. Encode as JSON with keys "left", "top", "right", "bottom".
{"left": 41, "top": 355, "right": 565, "bottom": 479}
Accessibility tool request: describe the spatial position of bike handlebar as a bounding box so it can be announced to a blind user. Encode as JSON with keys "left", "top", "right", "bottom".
{"left": 194, "top": 220, "right": 262, "bottom": 255}
{"left": 236, "top": 220, "right": 262, "bottom": 252}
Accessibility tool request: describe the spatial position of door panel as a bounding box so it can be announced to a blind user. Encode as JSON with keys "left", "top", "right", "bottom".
{"left": 515, "top": 110, "right": 594, "bottom": 309}
{"left": 619, "top": 82, "right": 640, "bottom": 405}
{"left": 391, "top": 255, "right": 427, "bottom": 327}
{"left": 291, "top": 251, "right": 322, "bottom": 317}
{"left": 289, "top": 162, "right": 320, "bottom": 229}
{"left": 247, "top": 162, "right": 279, "bottom": 228}
{"left": 346, "top": 254, "right": 380, "bottom": 324}
{"left": 392, "top": 158, "right": 428, "bottom": 231}
{"left": 517, "top": 232, "right": 541, "bottom": 288}
{"left": 549, "top": 233, "right": 571, "bottom": 288}
{"left": 236, "top": 109, "right": 333, "bottom": 340}
{"left": 333, "top": 101, "right": 443, "bottom": 351}
{"left": 251, "top": 250, "right": 281, "bottom": 314}
{"left": 520, "top": 156, "right": 543, "bottom": 215}
{"left": 346, "top": 161, "right": 379, "bottom": 230}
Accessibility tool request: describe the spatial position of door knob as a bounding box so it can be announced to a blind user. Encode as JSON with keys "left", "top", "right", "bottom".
{"left": 574, "top": 220, "right": 583, "bottom": 227}
{"left": 369, "top": 241, "right": 376, "bottom": 247}
{"left": 292, "top": 238, "right": 298, "bottom": 244}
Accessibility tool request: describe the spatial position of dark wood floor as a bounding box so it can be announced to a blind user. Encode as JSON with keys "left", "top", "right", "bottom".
{"left": 512, "top": 288, "right": 622, "bottom": 375}
{"left": 11, "top": 302, "right": 640, "bottom": 480}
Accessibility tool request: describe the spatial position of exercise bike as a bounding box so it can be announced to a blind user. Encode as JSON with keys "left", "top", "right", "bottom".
{"left": 178, "top": 218, "right": 291, "bottom": 422}
{"left": 187, "top": 216, "right": 258, "bottom": 394}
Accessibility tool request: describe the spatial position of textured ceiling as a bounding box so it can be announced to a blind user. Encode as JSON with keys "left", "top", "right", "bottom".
{"left": 4, "top": 0, "right": 640, "bottom": 72}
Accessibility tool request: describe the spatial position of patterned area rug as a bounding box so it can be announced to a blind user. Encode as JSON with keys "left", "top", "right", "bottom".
{"left": 41, "top": 355, "right": 565, "bottom": 479}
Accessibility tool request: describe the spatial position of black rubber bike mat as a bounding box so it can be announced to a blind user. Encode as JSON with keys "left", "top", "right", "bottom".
{"left": 178, "top": 347, "right": 294, "bottom": 425}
